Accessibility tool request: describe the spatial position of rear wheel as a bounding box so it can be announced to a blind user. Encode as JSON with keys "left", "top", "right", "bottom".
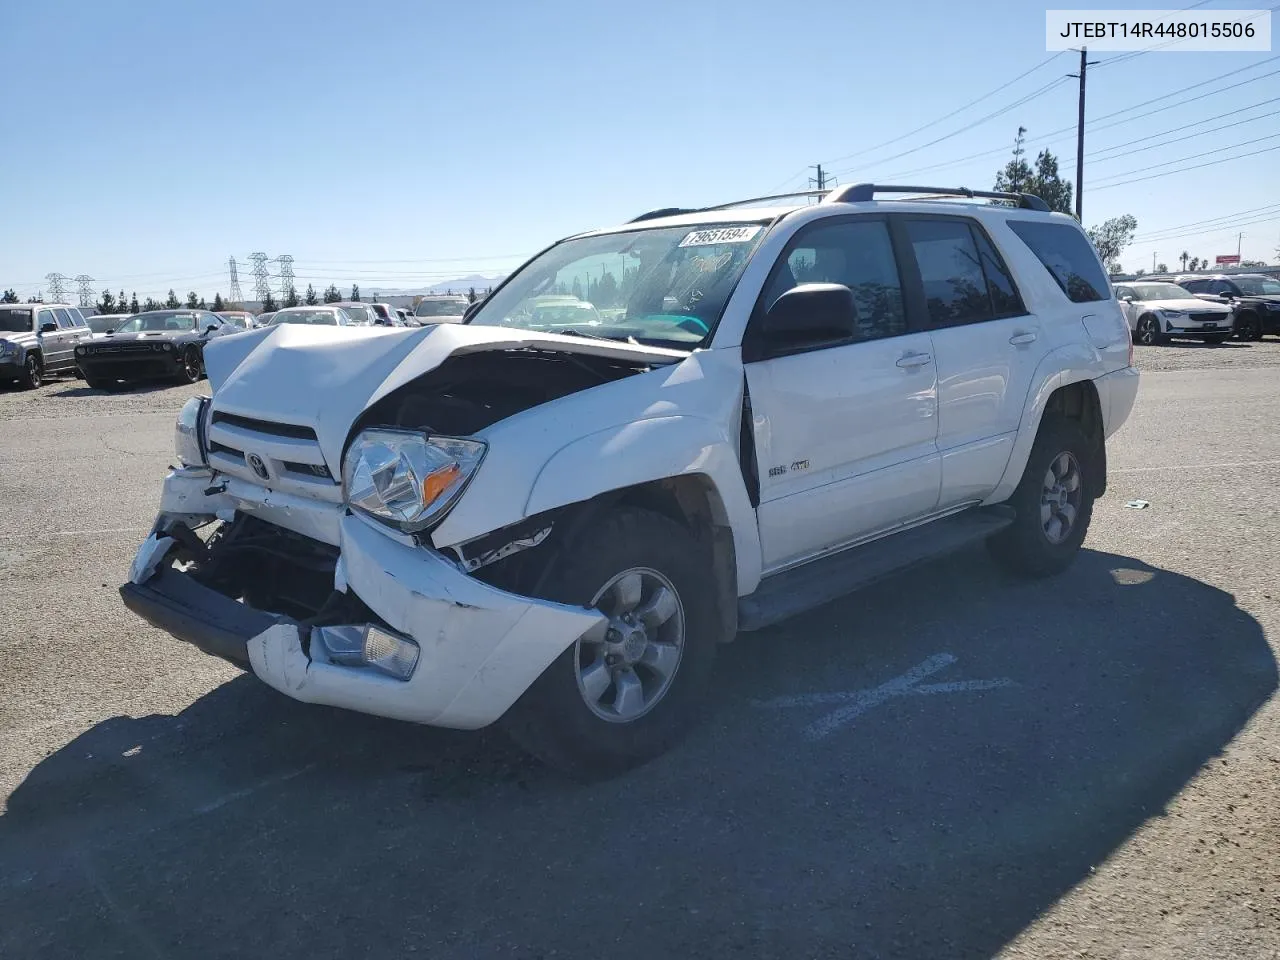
{"left": 988, "top": 416, "right": 1096, "bottom": 578}
{"left": 1135, "top": 315, "right": 1165, "bottom": 346}
{"left": 503, "top": 507, "right": 720, "bottom": 779}
{"left": 1234, "top": 312, "right": 1263, "bottom": 342}
{"left": 19, "top": 355, "right": 42, "bottom": 389}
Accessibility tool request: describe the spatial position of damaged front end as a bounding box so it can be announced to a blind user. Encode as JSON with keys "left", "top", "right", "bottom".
{"left": 121, "top": 466, "right": 606, "bottom": 729}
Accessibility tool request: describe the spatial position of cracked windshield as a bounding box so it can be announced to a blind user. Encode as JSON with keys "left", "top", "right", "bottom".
{"left": 468, "top": 223, "right": 768, "bottom": 347}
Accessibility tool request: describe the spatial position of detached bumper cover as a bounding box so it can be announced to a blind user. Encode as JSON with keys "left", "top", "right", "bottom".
{"left": 124, "top": 470, "right": 606, "bottom": 729}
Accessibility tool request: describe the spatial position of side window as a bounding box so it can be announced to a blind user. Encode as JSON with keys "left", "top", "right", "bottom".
{"left": 903, "top": 219, "right": 995, "bottom": 327}
{"left": 1182, "top": 279, "right": 1207, "bottom": 293}
{"left": 66, "top": 307, "right": 86, "bottom": 327}
{"left": 760, "top": 218, "right": 906, "bottom": 342}
{"left": 36, "top": 309, "right": 58, "bottom": 331}
{"left": 53, "top": 308, "right": 76, "bottom": 329}
{"left": 1208, "top": 280, "right": 1232, "bottom": 295}
{"left": 1006, "top": 220, "right": 1109, "bottom": 303}
{"left": 972, "top": 227, "right": 1026, "bottom": 318}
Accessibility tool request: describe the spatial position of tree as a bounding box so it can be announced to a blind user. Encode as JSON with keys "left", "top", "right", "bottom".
{"left": 283, "top": 285, "right": 299, "bottom": 308}
{"left": 1156, "top": 262, "right": 1169, "bottom": 273}
{"left": 165, "top": 289, "right": 180, "bottom": 309}
{"left": 97, "top": 289, "right": 117, "bottom": 314}
{"left": 1086, "top": 215, "right": 1138, "bottom": 274}
{"left": 350, "top": 284, "right": 360, "bottom": 302}
{"left": 198, "top": 297, "right": 207, "bottom": 309}
{"left": 213, "top": 293, "right": 225, "bottom": 311}
{"left": 117, "top": 290, "right": 127, "bottom": 313}
{"left": 994, "top": 131, "right": 1073, "bottom": 214}
{"left": 185, "top": 291, "right": 199, "bottom": 308}
{"left": 143, "top": 296, "right": 161, "bottom": 311}
{"left": 1, "top": 289, "right": 17, "bottom": 304}
{"left": 323, "top": 284, "right": 341, "bottom": 303}
{"left": 1188, "top": 257, "right": 1202, "bottom": 272}
{"left": 467, "top": 286, "right": 477, "bottom": 304}
{"left": 1180, "top": 251, "right": 1190, "bottom": 271}
{"left": 1239, "top": 259, "right": 1269, "bottom": 268}
{"left": 304, "top": 284, "right": 318, "bottom": 305}
{"left": 1134, "top": 269, "right": 1146, "bottom": 278}
{"left": 261, "top": 290, "right": 278, "bottom": 312}
{"left": 129, "top": 292, "right": 140, "bottom": 313}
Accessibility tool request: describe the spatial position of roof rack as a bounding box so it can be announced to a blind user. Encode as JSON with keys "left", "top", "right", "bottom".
{"left": 628, "top": 207, "right": 702, "bottom": 223}
{"left": 823, "top": 183, "right": 1050, "bottom": 212}
{"left": 701, "top": 189, "right": 829, "bottom": 211}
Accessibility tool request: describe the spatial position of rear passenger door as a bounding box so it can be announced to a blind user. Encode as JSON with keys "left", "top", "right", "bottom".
{"left": 743, "top": 215, "right": 941, "bottom": 571}
{"left": 37, "top": 308, "right": 72, "bottom": 372}
{"left": 897, "top": 216, "right": 1044, "bottom": 508}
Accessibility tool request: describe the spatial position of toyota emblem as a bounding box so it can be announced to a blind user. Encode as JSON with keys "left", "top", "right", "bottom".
{"left": 247, "top": 453, "right": 271, "bottom": 481}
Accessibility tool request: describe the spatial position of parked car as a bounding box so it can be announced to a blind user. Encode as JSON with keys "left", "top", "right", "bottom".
{"left": 121, "top": 183, "right": 1138, "bottom": 777}
{"left": 85, "top": 313, "right": 132, "bottom": 338}
{"left": 75, "top": 309, "right": 234, "bottom": 389}
{"left": 396, "top": 308, "right": 415, "bottom": 326}
{"left": 1113, "top": 280, "right": 1234, "bottom": 345}
{"left": 368, "top": 302, "right": 404, "bottom": 327}
{"left": 0, "top": 303, "right": 92, "bottom": 388}
{"left": 413, "top": 295, "right": 470, "bottom": 324}
{"left": 266, "top": 306, "right": 366, "bottom": 326}
{"left": 257, "top": 312, "right": 277, "bottom": 326}
{"left": 1150, "top": 273, "right": 1280, "bottom": 341}
{"left": 216, "top": 311, "right": 256, "bottom": 331}
{"left": 330, "top": 301, "right": 379, "bottom": 326}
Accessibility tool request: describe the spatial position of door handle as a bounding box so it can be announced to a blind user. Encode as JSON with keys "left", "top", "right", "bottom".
{"left": 896, "top": 352, "right": 933, "bottom": 368}
{"left": 1008, "top": 331, "right": 1038, "bottom": 345}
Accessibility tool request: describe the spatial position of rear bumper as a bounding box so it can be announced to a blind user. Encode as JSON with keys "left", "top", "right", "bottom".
{"left": 123, "top": 469, "right": 606, "bottom": 729}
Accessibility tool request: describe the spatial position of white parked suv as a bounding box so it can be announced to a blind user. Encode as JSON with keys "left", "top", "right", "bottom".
{"left": 121, "top": 184, "right": 1139, "bottom": 776}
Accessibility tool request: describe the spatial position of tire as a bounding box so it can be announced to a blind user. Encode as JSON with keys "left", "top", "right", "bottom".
{"left": 1234, "top": 312, "right": 1263, "bottom": 342}
{"left": 503, "top": 507, "right": 721, "bottom": 779}
{"left": 1134, "top": 315, "right": 1165, "bottom": 346}
{"left": 18, "top": 354, "right": 42, "bottom": 390}
{"left": 176, "top": 347, "right": 202, "bottom": 384}
{"left": 988, "top": 416, "right": 1096, "bottom": 579}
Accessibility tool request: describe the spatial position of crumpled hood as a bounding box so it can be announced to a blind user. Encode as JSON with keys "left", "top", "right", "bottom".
{"left": 202, "top": 321, "right": 687, "bottom": 471}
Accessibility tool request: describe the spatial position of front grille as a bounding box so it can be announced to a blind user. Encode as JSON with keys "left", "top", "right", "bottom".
{"left": 1187, "top": 311, "right": 1225, "bottom": 322}
{"left": 89, "top": 342, "right": 166, "bottom": 354}
{"left": 211, "top": 411, "right": 317, "bottom": 440}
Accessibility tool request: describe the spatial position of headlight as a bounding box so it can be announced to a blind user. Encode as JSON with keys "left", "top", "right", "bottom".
{"left": 0, "top": 340, "right": 14, "bottom": 356}
{"left": 342, "top": 429, "right": 486, "bottom": 533}
{"left": 1158, "top": 309, "right": 1185, "bottom": 318}
{"left": 174, "top": 396, "right": 210, "bottom": 467}
{"left": 76, "top": 346, "right": 86, "bottom": 356}
{"left": 162, "top": 342, "right": 173, "bottom": 352}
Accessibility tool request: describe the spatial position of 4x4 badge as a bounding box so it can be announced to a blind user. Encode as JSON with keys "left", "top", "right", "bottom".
{"left": 247, "top": 453, "right": 270, "bottom": 481}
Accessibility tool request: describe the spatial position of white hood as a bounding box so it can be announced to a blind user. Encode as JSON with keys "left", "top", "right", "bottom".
{"left": 201, "top": 322, "right": 686, "bottom": 469}
{"left": 1142, "top": 297, "right": 1231, "bottom": 313}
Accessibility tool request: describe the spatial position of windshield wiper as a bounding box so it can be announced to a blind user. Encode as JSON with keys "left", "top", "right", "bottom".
{"left": 550, "top": 328, "right": 639, "bottom": 345}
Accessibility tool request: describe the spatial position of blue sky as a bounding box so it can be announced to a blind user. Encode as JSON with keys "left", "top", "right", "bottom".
{"left": 2, "top": 0, "right": 1277, "bottom": 301}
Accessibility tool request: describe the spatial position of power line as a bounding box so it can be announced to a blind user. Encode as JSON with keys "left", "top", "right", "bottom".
{"left": 1134, "top": 201, "right": 1280, "bottom": 240}
{"left": 1130, "top": 213, "right": 1280, "bottom": 245}
{"left": 1091, "top": 142, "right": 1280, "bottom": 191}
{"left": 1088, "top": 102, "right": 1280, "bottom": 160}
{"left": 821, "top": 52, "right": 1066, "bottom": 167}
{"left": 1092, "top": 131, "right": 1280, "bottom": 185}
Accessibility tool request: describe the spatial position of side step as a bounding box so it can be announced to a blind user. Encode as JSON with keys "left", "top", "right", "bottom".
{"left": 737, "top": 506, "right": 1015, "bottom": 632}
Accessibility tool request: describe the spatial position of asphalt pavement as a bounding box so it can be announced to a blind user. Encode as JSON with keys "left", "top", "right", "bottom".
{"left": 2, "top": 342, "right": 1278, "bottom": 959}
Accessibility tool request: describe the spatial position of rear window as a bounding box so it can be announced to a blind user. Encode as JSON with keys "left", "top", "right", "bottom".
{"left": 416, "top": 299, "right": 468, "bottom": 317}
{"left": 0, "top": 307, "right": 33, "bottom": 333}
{"left": 1007, "top": 220, "right": 1110, "bottom": 304}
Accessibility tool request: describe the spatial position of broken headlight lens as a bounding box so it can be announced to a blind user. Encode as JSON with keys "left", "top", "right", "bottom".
{"left": 174, "top": 396, "right": 210, "bottom": 468}
{"left": 342, "top": 428, "right": 486, "bottom": 533}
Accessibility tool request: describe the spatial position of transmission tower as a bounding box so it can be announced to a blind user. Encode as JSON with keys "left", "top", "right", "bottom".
{"left": 45, "top": 273, "right": 68, "bottom": 303}
{"left": 248, "top": 252, "right": 271, "bottom": 303}
{"left": 275, "top": 255, "right": 296, "bottom": 299}
{"left": 228, "top": 257, "right": 244, "bottom": 304}
{"left": 74, "top": 275, "right": 96, "bottom": 308}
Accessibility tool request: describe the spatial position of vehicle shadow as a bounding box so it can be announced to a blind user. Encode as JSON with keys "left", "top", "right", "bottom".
{"left": 50, "top": 381, "right": 191, "bottom": 398}
{"left": 1163, "top": 339, "right": 1250, "bottom": 348}
{"left": 1, "top": 548, "right": 1274, "bottom": 960}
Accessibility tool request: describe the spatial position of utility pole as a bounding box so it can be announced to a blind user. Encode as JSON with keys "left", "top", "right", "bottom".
{"left": 248, "top": 252, "right": 271, "bottom": 304}
{"left": 809, "top": 164, "right": 827, "bottom": 193}
{"left": 45, "top": 273, "right": 68, "bottom": 303}
{"left": 228, "top": 257, "right": 244, "bottom": 306}
{"left": 74, "top": 275, "right": 95, "bottom": 308}
{"left": 1237, "top": 233, "right": 1244, "bottom": 259}
{"left": 1069, "top": 47, "right": 1098, "bottom": 222}
{"left": 1152, "top": 252, "right": 1157, "bottom": 272}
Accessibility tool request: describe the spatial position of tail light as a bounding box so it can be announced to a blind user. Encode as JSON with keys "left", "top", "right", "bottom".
{"left": 1125, "top": 316, "right": 1134, "bottom": 366}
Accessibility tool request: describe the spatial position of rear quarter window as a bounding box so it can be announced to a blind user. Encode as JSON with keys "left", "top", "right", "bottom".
{"left": 1006, "top": 220, "right": 1110, "bottom": 304}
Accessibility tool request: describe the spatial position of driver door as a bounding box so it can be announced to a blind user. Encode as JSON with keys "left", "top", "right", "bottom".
{"left": 743, "top": 216, "right": 940, "bottom": 572}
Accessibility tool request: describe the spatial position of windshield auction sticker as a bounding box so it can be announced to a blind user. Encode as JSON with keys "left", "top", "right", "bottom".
{"left": 679, "top": 225, "right": 763, "bottom": 247}
{"left": 1046, "top": 9, "right": 1270, "bottom": 50}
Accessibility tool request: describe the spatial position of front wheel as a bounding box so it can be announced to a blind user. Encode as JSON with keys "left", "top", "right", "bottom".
{"left": 1135, "top": 316, "right": 1165, "bottom": 346}
{"left": 1234, "top": 312, "right": 1263, "bottom": 342}
{"left": 176, "top": 347, "right": 202, "bottom": 384}
{"left": 988, "top": 417, "right": 1096, "bottom": 578}
{"left": 19, "top": 355, "right": 42, "bottom": 389}
{"left": 503, "top": 507, "right": 720, "bottom": 779}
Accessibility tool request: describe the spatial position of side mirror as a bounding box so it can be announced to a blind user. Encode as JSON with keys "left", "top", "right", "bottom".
{"left": 40, "top": 322, "right": 57, "bottom": 333}
{"left": 104, "top": 328, "right": 114, "bottom": 335}
{"left": 1121, "top": 295, "right": 1134, "bottom": 303}
{"left": 756, "top": 283, "right": 858, "bottom": 356}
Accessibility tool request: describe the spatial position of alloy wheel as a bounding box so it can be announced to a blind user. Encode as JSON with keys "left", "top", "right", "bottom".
{"left": 1041, "top": 451, "right": 1083, "bottom": 545}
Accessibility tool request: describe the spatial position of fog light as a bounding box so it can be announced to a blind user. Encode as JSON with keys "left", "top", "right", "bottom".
{"left": 313, "top": 624, "right": 420, "bottom": 680}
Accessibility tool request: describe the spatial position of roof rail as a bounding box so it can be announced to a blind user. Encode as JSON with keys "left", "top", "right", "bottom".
{"left": 823, "top": 183, "right": 1050, "bottom": 212}
{"left": 628, "top": 207, "right": 702, "bottom": 223}
{"left": 701, "top": 189, "right": 829, "bottom": 211}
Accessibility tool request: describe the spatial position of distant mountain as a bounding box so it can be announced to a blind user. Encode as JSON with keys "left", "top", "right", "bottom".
{"left": 362, "top": 275, "right": 506, "bottom": 297}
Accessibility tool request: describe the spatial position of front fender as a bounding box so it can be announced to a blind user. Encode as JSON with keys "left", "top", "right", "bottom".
{"left": 524, "top": 416, "right": 763, "bottom": 595}
{"left": 986, "top": 343, "right": 1102, "bottom": 505}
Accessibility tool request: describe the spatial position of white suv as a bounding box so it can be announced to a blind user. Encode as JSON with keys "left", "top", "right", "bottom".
{"left": 121, "top": 184, "right": 1139, "bottom": 776}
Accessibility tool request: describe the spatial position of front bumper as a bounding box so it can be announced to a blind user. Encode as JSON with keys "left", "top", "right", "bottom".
{"left": 122, "top": 467, "right": 605, "bottom": 729}
{"left": 78, "top": 352, "right": 184, "bottom": 380}
{"left": 1163, "top": 318, "right": 1232, "bottom": 335}
{"left": 0, "top": 358, "right": 23, "bottom": 377}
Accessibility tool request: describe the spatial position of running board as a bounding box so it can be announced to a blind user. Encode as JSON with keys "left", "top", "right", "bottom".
{"left": 738, "top": 506, "right": 1015, "bottom": 632}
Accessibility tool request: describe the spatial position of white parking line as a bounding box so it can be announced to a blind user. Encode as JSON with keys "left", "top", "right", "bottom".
{"left": 755, "top": 653, "right": 1016, "bottom": 740}
{"left": 1111, "top": 458, "right": 1280, "bottom": 474}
